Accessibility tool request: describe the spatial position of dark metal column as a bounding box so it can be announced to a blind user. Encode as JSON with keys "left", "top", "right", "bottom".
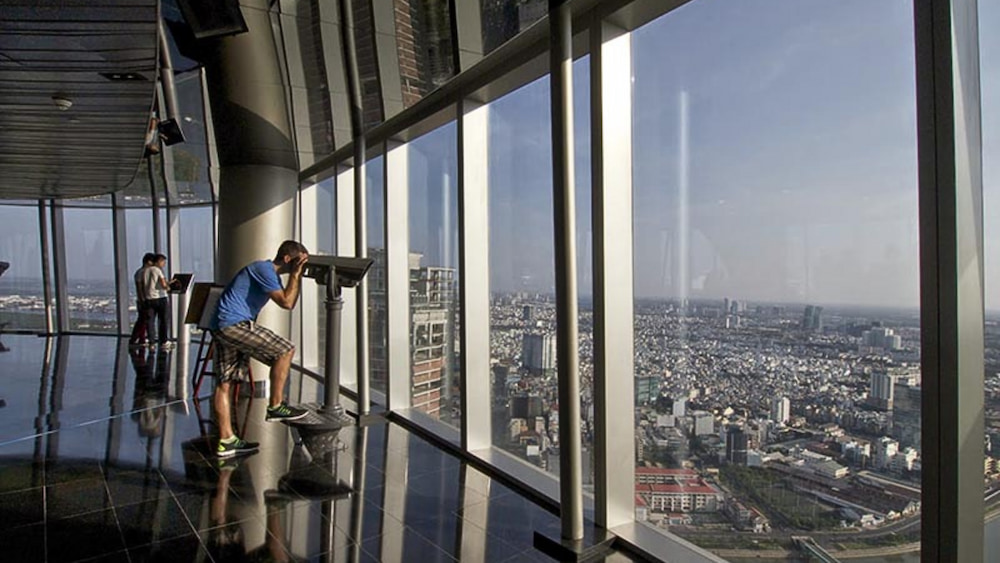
{"left": 549, "top": 0, "right": 583, "bottom": 542}
{"left": 340, "top": 0, "right": 371, "bottom": 416}
{"left": 148, "top": 158, "right": 163, "bottom": 256}
{"left": 50, "top": 201, "right": 68, "bottom": 333}
{"left": 38, "top": 200, "right": 54, "bottom": 334}
{"left": 111, "top": 193, "right": 130, "bottom": 335}
{"left": 915, "top": 0, "right": 984, "bottom": 561}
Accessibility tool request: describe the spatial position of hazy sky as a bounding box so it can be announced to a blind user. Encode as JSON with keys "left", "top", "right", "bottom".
{"left": 484, "top": 0, "right": 999, "bottom": 309}
{"left": 1, "top": 0, "right": 998, "bottom": 310}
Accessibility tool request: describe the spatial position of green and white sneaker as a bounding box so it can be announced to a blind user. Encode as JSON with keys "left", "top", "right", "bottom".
{"left": 265, "top": 402, "right": 308, "bottom": 422}
{"left": 216, "top": 436, "right": 260, "bottom": 458}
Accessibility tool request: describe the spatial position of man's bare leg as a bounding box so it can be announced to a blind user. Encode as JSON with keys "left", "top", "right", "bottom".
{"left": 215, "top": 381, "right": 234, "bottom": 440}
{"left": 268, "top": 348, "right": 295, "bottom": 408}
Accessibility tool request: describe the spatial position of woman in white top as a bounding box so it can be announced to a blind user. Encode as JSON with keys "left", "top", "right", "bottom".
{"left": 142, "top": 253, "right": 171, "bottom": 347}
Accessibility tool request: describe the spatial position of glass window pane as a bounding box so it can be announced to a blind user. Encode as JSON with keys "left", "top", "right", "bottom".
{"left": 169, "top": 71, "right": 213, "bottom": 204}
{"left": 63, "top": 208, "right": 117, "bottom": 333}
{"left": 317, "top": 177, "right": 336, "bottom": 255}
{"left": 368, "top": 156, "right": 387, "bottom": 396}
{"left": 179, "top": 206, "right": 214, "bottom": 282}
{"left": 983, "top": 0, "right": 1000, "bottom": 558}
{"left": 408, "top": 122, "right": 460, "bottom": 425}
{"left": 632, "top": 2, "right": 920, "bottom": 557}
{"left": 573, "top": 57, "right": 594, "bottom": 490}
{"left": 394, "top": 1, "right": 456, "bottom": 109}
{"left": 488, "top": 76, "right": 555, "bottom": 472}
{"left": 480, "top": 0, "right": 546, "bottom": 55}
{"left": 0, "top": 205, "right": 44, "bottom": 331}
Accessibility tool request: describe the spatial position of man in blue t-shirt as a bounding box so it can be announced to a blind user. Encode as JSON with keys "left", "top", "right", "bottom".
{"left": 210, "top": 240, "right": 310, "bottom": 457}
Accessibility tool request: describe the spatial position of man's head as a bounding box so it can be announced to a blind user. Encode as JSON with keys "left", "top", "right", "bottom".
{"left": 273, "top": 240, "right": 309, "bottom": 273}
{"left": 154, "top": 253, "right": 167, "bottom": 267}
{"left": 142, "top": 252, "right": 156, "bottom": 265}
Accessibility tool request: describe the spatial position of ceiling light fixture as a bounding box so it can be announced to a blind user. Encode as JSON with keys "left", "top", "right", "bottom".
{"left": 51, "top": 94, "right": 73, "bottom": 111}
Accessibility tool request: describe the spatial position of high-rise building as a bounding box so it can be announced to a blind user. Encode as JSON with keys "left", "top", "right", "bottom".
{"left": 635, "top": 376, "right": 659, "bottom": 404}
{"left": 369, "top": 248, "right": 389, "bottom": 393}
{"left": 770, "top": 396, "right": 791, "bottom": 425}
{"left": 692, "top": 411, "right": 715, "bottom": 436}
{"left": 673, "top": 397, "right": 687, "bottom": 418}
{"left": 869, "top": 367, "right": 919, "bottom": 410}
{"left": 860, "top": 327, "right": 904, "bottom": 352}
{"left": 493, "top": 363, "right": 511, "bottom": 401}
{"left": 726, "top": 426, "right": 748, "bottom": 465}
{"left": 522, "top": 332, "right": 556, "bottom": 374}
{"left": 522, "top": 304, "right": 535, "bottom": 322}
{"left": 892, "top": 382, "right": 921, "bottom": 449}
{"left": 801, "top": 305, "right": 823, "bottom": 332}
{"left": 409, "top": 253, "right": 457, "bottom": 419}
{"left": 510, "top": 395, "right": 544, "bottom": 420}
{"left": 875, "top": 437, "right": 900, "bottom": 470}
{"left": 869, "top": 371, "right": 896, "bottom": 410}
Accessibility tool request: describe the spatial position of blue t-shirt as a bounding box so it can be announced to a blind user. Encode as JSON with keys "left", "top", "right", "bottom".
{"left": 211, "top": 260, "right": 282, "bottom": 330}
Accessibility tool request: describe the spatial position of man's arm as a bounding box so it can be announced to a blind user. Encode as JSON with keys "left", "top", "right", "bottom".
{"left": 269, "top": 255, "right": 308, "bottom": 310}
{"left": 157, "top": 270, "right": 169, "bottom": 290}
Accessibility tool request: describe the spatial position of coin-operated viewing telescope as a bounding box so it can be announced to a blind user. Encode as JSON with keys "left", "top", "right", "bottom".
{"left": 284, "top": 255, "right": 374, "bottom": 446}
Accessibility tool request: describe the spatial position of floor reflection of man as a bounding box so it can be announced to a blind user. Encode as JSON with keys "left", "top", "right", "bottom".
{"left": 207, "top": 457, "right": 247, "bottom": 561}
{"left": 129, "top": 347, "right": 168, "bottom": 439}
{"left": 206, "top": 457, "right": 292, "bottom": 563}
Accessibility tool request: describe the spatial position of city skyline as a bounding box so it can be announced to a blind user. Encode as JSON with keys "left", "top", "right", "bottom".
{"left": 1, "top": 1, "right": 998, "bottom": 312}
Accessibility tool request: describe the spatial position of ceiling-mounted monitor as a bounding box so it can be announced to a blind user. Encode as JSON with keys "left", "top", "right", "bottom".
{"left": 176, "top": 0, "right": 249, "bottom": 41}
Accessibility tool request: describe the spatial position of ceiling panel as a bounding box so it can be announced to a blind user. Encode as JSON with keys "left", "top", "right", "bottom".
{"left": 0, "top": 0, "right": 159, "bottom": 200}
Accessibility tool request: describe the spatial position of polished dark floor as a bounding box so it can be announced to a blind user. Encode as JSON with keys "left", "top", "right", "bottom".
{"left": 0, "top": 334, "right": 638, "bottom": 562}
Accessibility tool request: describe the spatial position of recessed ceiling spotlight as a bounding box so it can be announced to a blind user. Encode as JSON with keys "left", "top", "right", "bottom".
{"left": 51, "top": 94, "right": 73, "bottom": 111}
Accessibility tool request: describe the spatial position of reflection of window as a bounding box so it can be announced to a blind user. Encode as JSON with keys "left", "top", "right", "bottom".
{"left": 393, "top": 0, "right": 455, "bottom": 108}
{"left": 480, "top": 0, "right": 546, "bottom": 54}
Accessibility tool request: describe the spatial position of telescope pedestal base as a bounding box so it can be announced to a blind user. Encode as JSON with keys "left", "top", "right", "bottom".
{"left": 283, "top": 402, "right": 353, "bottom": 455}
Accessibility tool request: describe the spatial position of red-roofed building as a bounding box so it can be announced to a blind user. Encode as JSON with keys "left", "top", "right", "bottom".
{"left": 635, "top": 467, "right": 701, "bottom": 484}
{"left": 635, "top": 468, "right": 724, "bottom": 513}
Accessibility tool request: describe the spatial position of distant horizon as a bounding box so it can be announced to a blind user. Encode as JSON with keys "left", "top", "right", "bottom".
{"left": 1, "top": 274, "right": 996, "bottom": 315}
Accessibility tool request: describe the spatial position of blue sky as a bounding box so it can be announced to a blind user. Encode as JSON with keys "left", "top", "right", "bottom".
{"left": 1, "top": 0, "right": 998, "bottom": 310}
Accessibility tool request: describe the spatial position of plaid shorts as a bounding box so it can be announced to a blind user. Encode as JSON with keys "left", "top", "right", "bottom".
{"left": 211, "top": 321, "right": 294, "bottom": 383}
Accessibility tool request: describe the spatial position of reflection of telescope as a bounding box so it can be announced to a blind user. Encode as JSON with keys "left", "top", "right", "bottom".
{"left": 284, "top": 255, "right": 374, "bottom": 447}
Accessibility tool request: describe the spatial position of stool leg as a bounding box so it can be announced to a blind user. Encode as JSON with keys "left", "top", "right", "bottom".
{"left": 193, "top": 339, "right": 214, "bottom": 398}
{"left": 191, "top": 332, "right": 208, "bottom": 389}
